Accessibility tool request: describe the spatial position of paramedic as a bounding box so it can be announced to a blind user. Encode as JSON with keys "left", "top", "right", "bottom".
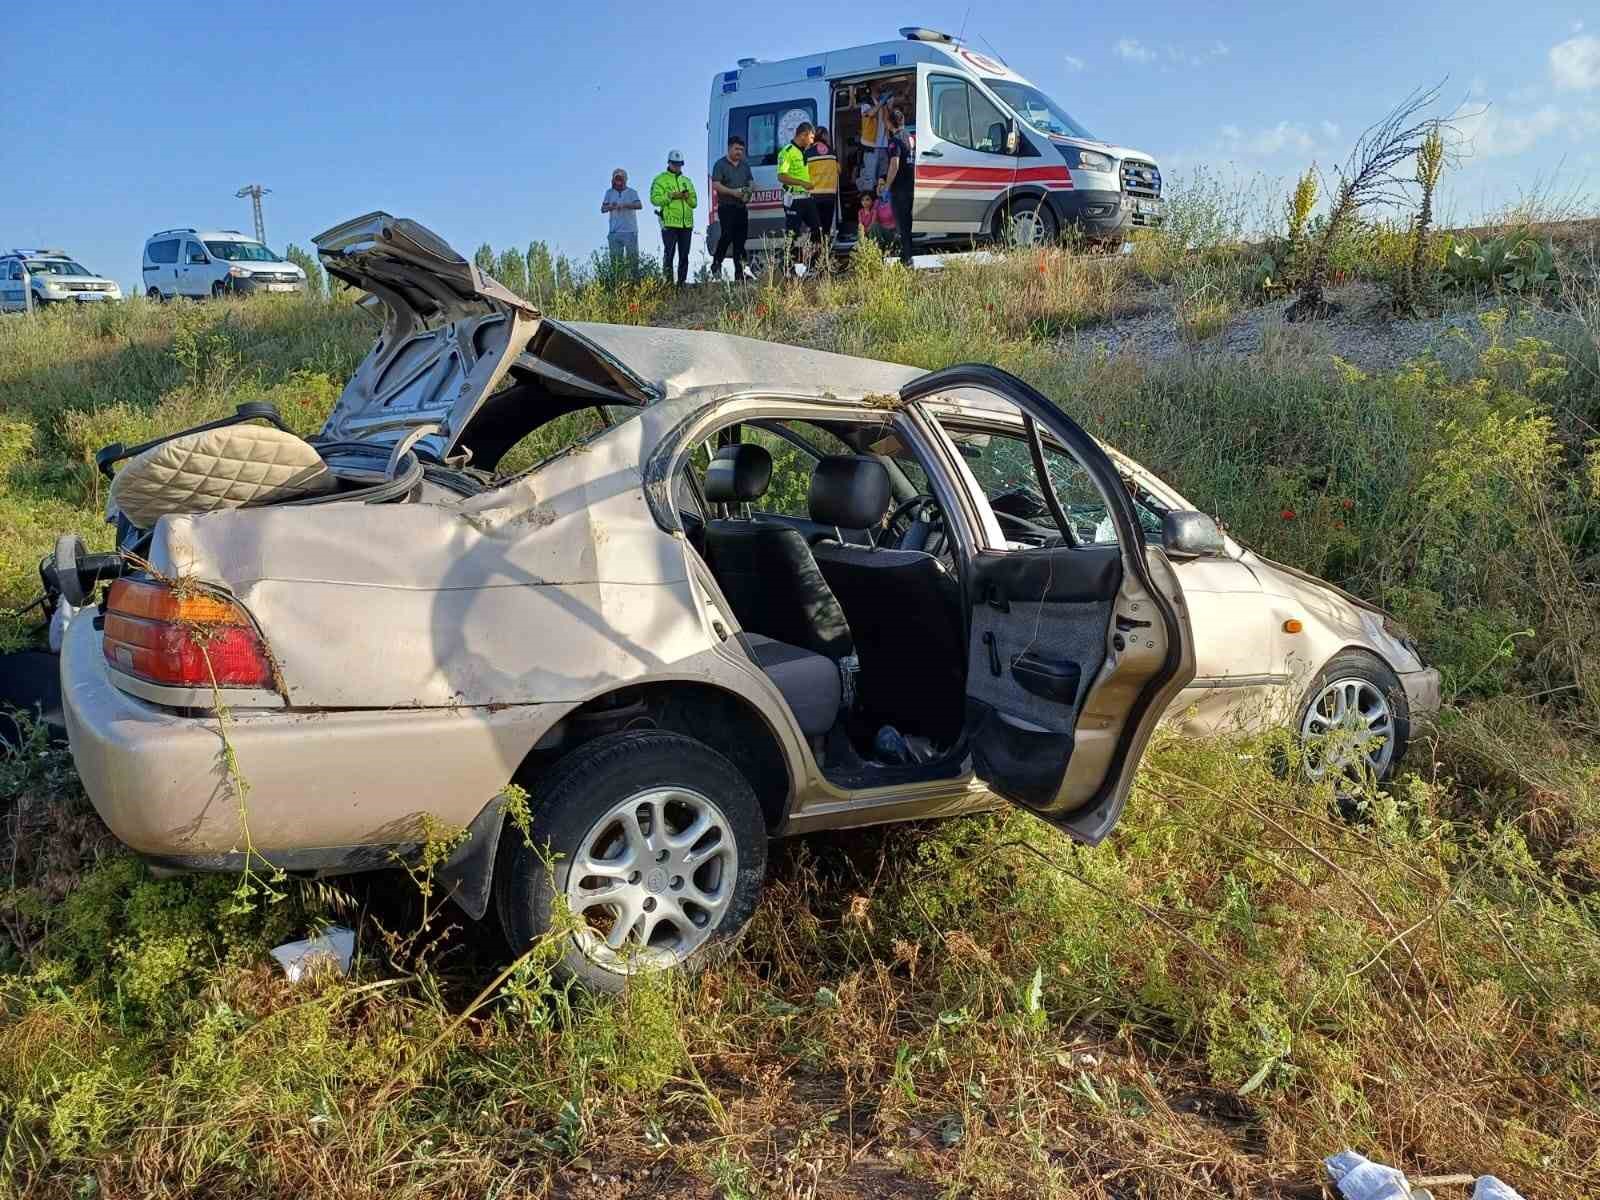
{"left": 710, "top": 135, "right": 754, "bottom": 280}
{"left": 651, "top": 149, "right": 698, "bottom": 286}
{"left": 777, "top": 122, "right": 821, "bottom": 267}
{"left": 858, "top": 86, "right": 892, "bottom": 196}
{"left": 806, "top": 126, "right": 840, "bottom": 240}
{"left": 883, "top": 109, "right": 916, "bottom": 266}
{"left": 601, "top": 168, "right": 642, "bottom": 271}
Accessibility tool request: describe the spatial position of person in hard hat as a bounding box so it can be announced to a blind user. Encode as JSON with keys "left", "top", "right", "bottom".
{"left": 601, "top": 168, "right": 642, "bottom": 274}
{"left": 651, "top": 150, "right": 698, "bottom": 286}
{"left": 806, "top": 126, "right": 840, "bottom": 244}
{"left": 777, "top": 122, "right": 820, "bottom": 269}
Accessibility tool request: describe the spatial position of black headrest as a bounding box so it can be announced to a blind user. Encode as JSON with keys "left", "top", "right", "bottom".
{"left": 808, "top": 455, "right": 891, "bottom": 530}
{"left": 704, "top": 443, "right": 772, "bottom": 503}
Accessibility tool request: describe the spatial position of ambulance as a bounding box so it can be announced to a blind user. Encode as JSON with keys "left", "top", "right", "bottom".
{"left": 705, "top": 26, "right": 1164, "bottom": 260}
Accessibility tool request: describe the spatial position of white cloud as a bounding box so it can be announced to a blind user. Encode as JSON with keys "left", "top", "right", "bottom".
{"left": 1063, "top": 54, "right": 1085, "bottom": 72}
{"left": 1320, "top": 119, "right": 1341, "bottom": 141}
{"left": 1221, "top": 120, "right": 1323, "bottom": 156}
{"left": 1114, "top": 37, "right": 1154, "bottom": 63}
{"left": 1452, "top": 100, "right": 1600, "bottom": 156}
{"left": 1550, "top": 34, "right": 1600, "bottom": 90}
{"left": 1156, "top": 39, "right": 1231, "bottom": 67}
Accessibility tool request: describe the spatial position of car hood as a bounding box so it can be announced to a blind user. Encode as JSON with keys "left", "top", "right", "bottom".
{"left": 36, "top": 271, "right": 115, "bottom": 285}
{"left": 229, "top": 261, "right": 303, "bottom": 275}
{"left": 1047, "top": 135, "right": 1158, "bottom": 163}
{"left": 313, "top": 212, "right": 554, "bottom": 461}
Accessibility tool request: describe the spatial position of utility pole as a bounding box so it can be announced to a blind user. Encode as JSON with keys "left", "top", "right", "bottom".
{"left": 235, "top": 184, "right": 271, "bottom": 243}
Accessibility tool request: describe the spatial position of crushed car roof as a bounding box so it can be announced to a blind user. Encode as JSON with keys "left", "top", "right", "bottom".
{"left": 551, "top": 322, "right": 924, "bottom": 401}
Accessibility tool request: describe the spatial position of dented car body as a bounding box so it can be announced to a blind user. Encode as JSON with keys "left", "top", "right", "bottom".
{"left": 56, "top": 213, "right": 1438, "bottom": 986}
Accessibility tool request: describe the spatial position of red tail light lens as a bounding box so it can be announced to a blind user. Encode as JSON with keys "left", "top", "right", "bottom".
{"left": 103, "top": 579, "right": 274, "bottom": 690}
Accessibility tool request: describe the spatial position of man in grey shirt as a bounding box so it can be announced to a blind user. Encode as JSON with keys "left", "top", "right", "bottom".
{"left": 601, "top": 168, "right": 642, "bottom": 271}
{"left": 709, "top": 135, "right": 754, "bottom": 281}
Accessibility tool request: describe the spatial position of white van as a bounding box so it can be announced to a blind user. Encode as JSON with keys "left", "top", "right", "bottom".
{"left": 705, "top": 27, "right": 1164, "bottom": 260}
{"left": 141, "top": 229, "right": 307, "bottom": 300}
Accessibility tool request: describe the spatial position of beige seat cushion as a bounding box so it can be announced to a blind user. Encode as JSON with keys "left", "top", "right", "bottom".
{"left": 110, "top": 424, "right": 336, "bottom": 530}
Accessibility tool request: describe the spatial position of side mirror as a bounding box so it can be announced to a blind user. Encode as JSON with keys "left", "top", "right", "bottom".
{"left": 1162, "top": 510, "right": 1225, "bottom": 559}
{"left": 1005, "top": 122, "right": 1020, "bottom": 156}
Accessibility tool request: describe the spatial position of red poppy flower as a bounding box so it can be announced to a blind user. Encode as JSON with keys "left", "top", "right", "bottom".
{"left": 1341, "top": 497, "right": 1355, "bottom": 511}
{"left": 1281, "top": 509, "right": 1296, "bottom": 521}
{"left": 755, "top": 302, "right": 769, "bottom": 318}
{"left": 1332, "top": 520, "right": 1345, "bottom": 530}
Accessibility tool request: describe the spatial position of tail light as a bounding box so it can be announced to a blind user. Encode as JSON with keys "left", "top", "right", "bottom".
{"left": 102, "top": 579, "right": 274, "bottom": 689}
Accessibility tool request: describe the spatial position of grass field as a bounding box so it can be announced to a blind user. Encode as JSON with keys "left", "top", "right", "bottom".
{"left": 2, "top": 226, "right": 1599, "bottom": 1197}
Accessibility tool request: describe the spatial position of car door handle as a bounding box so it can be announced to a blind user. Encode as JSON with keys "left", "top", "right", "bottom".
{"left": 921, "top": 148, "right": 943, "bottom": 158}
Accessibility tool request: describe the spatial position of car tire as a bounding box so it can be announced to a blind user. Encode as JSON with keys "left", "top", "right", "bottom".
{"left": 495, "top": 729, "right": 767, "bottom": 993}
{"left": 999, "top": 196, "right": 1058, "bottom": 248}
{"left": 146, "top": 287, "right": 163, "bottom": 303}
{"left": 1296, "top": 649, "right": 1410, "bottom": 789}
{"left": 212, "top": 280, "right": 229, "bottom": 300}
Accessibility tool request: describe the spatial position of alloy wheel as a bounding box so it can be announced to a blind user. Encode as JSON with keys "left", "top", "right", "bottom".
{"left": 1300, "top": 677, "right": 1396, "bottom": 784}
{"left": 564, "top": 786, "right": 738, "bottom": 974}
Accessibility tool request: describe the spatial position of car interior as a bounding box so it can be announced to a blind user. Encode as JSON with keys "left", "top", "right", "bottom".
{"left": 676, "top": 411, "right": 1176, "bottom": 790}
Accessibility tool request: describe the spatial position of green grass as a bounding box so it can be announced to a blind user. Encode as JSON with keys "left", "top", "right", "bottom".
{"left": 2, "top": 244, "right": 1599, "bottom": 1197}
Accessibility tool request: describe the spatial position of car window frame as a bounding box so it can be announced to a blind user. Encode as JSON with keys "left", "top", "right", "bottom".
{"left": 184, "top": 240, "right": 208, "bottom": 265}
{"left": 930, "top": 412, "right": 1170, "bottom": 552}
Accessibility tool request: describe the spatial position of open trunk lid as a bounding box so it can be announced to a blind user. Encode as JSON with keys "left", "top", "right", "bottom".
{"left": 313, "top": 212, "right": 543, "bottom": 462}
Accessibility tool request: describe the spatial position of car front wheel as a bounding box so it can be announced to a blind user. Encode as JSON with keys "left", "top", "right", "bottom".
{"left": 1298, "top": 650, "right": 1410, "bottom": 789}
{"left": 495, "top": 730, "right": 767, "bottom": 992}
{"left": 1000, "top": 197, "right": 1058, "bottom": 248}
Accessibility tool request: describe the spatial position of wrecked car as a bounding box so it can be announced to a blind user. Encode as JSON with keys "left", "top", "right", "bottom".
{"left": 43, "top": 213, "right": 1439, "bottom": 990}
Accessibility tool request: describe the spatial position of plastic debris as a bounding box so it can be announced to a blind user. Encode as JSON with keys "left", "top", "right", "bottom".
{"left": 1325, "top": 1151, "right": 1527, "bottom": 1200}
{"left": 1324, "top": 1151, "right": 1418, "bottom": 1200}
{"left": 1472, "top": 1180, "right": 1525, "bottom": 1200}
{"left": 48, "top": 600, "right": 78, "bottom": 654}
{"left": 270, "top": 926, "right": 355, "bottom": 983}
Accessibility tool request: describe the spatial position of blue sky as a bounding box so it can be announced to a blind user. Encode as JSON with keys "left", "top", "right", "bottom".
{"left": 2, "top": 2, "right": 1596, "bottom": 290}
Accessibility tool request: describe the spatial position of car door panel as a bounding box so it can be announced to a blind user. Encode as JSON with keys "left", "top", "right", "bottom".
{"left": 904, "top": 365, "right": 1195, "bottom": 843}
{"left": 179, "top": 241, "right": 205, "bottom": 297}
{"left": 915, "top": 65, "right": 1023, "bottom": 236}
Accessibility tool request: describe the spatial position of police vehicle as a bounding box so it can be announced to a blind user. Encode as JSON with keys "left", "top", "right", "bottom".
{"left": 1, "top": 249, "right": 122, "bottom": 311}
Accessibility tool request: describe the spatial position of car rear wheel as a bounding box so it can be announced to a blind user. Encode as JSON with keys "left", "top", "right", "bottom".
{"left": 495, "top": 730, "right": 767, "bottom": 993}
{"left": 1298, "top": 650, "right": 1409, "bottom": 790}
{"left": 146, "top": 287, "right": 163, "bottom": 303}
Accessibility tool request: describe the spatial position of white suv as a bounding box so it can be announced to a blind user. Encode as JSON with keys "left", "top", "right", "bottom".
{"left": 141, "top": 229, "right": 307, "bottom": 300}
{"left": 1, "top": 250, "right": 122, "bottom": 311}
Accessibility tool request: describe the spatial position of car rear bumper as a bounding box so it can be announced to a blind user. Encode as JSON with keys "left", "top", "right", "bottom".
{"left": 60, "top": 613, "right": 554, "bottom": 863}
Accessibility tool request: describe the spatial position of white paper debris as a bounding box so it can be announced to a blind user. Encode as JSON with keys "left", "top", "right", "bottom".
{"left": 270, "top": 926, "right": 355, "bottom": 982}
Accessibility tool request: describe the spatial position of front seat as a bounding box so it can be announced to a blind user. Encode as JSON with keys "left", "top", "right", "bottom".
{"left": 808, "top": 456, "right": 967, "bottom": 745}
{"left": 701, "top": 443, "right": 853, "bottom": 661}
